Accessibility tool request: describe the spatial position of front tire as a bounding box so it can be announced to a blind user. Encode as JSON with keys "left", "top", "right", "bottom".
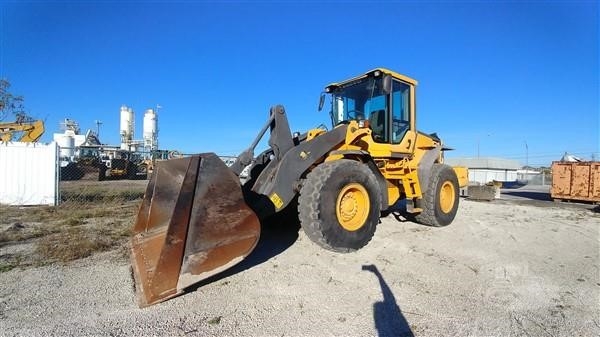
{"left": 298, "top": 159, "right": 381, "bottom": 252}
{"left": 414, "top": 163, "right": 459, "bottom": 227}
{"left": 137, "top": 164, "right": 148, "bottom": 180}
{"left": 98, "top": 166, "right": 106, "bottom": 181}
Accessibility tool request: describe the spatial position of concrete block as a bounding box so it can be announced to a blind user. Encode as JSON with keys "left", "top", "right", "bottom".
{"left": 467, "top": 185, "right": 497, "bottom": 201}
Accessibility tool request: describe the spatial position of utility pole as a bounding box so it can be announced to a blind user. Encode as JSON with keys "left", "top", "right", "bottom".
{"left": 525, "top": 141, "right": 528, "bottom": 168}
{"left": 95, "top": 120, "right": 103, "bottom": 139}
{"left": 477, "top": 133, "right": 492, "bottom": 158}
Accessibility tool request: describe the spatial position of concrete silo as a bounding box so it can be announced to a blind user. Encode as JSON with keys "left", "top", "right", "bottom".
{"left": 120, "top": 105, "right": 134, "bottom": 150}
{"left": 143, "top": 108, "right": 158, "bottom": 151}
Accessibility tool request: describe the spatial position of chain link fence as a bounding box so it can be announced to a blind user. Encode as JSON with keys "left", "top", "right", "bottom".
{"left": 57, "top": 147, "right": 245, "bottom": 205}
{"left": 59, "top": 147, "right": 166, "bottom": 205}
{"left": 516, "top": 170, "right": 552, "bottom": 186}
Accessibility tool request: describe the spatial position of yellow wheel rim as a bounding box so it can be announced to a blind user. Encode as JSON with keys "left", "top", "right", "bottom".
{"left": 439, "top": 181, "right": 456, "bottom": 214}
{"left": 336, "top": 183, "right": 370, "bottom": 231}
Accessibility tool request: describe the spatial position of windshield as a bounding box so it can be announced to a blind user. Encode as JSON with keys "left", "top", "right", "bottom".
{"left": 329, "top": 77, "right": 387, "bottom": 126}
{"left": 80, "top": 147, "right": 99, "bottom": 158}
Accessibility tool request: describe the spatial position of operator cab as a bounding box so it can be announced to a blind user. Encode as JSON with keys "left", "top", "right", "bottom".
{"left": 321, "top": 69, "right": 415, "bottom": 145}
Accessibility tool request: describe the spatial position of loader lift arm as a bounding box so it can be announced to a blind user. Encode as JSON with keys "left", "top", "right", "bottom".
{"left": 231, "top": 105, "right": 349, "bottom": 219}
{"left": 229, "top": 105, "right": 294, "bottom": 175}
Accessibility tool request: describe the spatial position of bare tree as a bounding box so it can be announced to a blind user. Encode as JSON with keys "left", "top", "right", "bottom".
{"left": 0, "top": 79, "right": 27, "bottom": 122}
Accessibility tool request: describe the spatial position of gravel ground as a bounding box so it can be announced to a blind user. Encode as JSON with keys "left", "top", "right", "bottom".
{"left": 1, "top": 193, "right": 599, "bottom": 337}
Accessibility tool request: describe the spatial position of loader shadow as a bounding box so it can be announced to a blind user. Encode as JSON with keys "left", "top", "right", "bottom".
{"left": 185, "top": 211, "right": 301, "bottom": 293}
{"left": 500, "top": 190, "right": 552, "bottom": 201}
{"left": 362, "top": 264, "right": 414, "bottom": 337}
{"left": 380, "top": 199, "right": 413, "bottom": 223}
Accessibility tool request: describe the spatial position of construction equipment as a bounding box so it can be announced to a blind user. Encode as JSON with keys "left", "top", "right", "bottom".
{"left": 61, "top": 147, "right": 148, "bottom": 181}
{"left": 0, "top": 119, "right": 45, "bottom": 142}
{"left": 141, "top": 150, "right": 183, "bottom": 178}
{"left": 60, "top": 146, "right": 105, "bottom": 181}
{"left": 131, "top": 68, "right": 468, "bottom": 307}
{"left": 98, "top": 150, "right": 148, "bottom": 180}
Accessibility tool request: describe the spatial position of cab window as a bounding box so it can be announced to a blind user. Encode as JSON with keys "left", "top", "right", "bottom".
{"left": 391, "top": 80, "right": 411, "bottom": 144}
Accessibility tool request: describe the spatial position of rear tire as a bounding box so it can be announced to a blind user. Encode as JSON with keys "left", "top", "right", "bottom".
{"left": 414, "top": 163, "right": 459, "bottom": 227}
{"left": 298, "top": 160, "right": 381, "bottom": 252}
{"left": 126, "top": 163, "right": 137, "bottom": 180}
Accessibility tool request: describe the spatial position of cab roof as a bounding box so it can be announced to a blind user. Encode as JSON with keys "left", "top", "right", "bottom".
{"left": 325, "top": 68, "right": 418, "bottom": 91}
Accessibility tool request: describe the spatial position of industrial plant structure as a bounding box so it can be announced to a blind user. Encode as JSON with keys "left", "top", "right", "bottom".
{"left": 53, "top": 119, "right": 101, "bottom": 162}
{"left": 53, "top": 105, "right": 161, "bottom": 180}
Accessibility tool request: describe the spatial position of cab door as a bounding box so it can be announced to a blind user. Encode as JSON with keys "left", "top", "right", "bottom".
{"left": 389, "top": 79, "right": 416, "bottom": 154}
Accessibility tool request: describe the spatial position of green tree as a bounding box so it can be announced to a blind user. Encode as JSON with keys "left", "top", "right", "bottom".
{"left": 0, "top": 79, "right": 26, "bottom": 122}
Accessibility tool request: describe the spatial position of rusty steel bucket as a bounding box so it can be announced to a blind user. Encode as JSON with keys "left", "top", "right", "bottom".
{"left": 130, "top": 153, "right": 260, "bottom": 307}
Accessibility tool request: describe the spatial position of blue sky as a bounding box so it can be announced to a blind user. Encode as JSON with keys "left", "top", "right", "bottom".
{"left": 1, "top": 0, "right": 598, "bottom": 166}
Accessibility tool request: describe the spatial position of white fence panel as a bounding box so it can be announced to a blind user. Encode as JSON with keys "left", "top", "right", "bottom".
{"left": 0, "top": 142, "right": 59, "bottom": 206}
{"left": 469, "top": 169, "right": 518, "bottom": 185}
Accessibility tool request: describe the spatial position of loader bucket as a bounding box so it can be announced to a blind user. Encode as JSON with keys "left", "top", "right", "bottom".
{"left": 130, "top": 153, "right": 260, "bottom": 307}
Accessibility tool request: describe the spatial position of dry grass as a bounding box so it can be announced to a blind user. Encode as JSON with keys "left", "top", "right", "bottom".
{"left": 1, "top": 205, "right": 59, "bottom": 224}
{"left": 0, "top": 180, "right": 145, "bottom": 271}
{"left": 0, "top": 224, "right": 53, "bottom": 245}
{"left": 60, "top": 189, "right": 145, "bottom": 203}
{"left": 35, "top": 227, "right": 114, "bottom": 263}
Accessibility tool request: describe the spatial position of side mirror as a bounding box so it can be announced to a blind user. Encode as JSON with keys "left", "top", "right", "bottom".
{"left": 318, "top": 93, "right": 326, "bottom": 111}
{"left": 382, "top": 75, "right": 392, "bottom": 94}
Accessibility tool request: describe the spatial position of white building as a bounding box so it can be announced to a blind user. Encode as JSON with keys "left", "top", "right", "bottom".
{"left": 445, "top": 157, "right": 521, "bottom": 185}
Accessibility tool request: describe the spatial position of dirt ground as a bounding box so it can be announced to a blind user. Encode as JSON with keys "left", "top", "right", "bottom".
{"left": 1, "top": 187, "right": 599, "bottom": 337}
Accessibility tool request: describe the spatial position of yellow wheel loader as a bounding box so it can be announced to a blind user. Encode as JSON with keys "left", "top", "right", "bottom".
{"left": 0, "top": 119, "right": 44, "bottom": 142}
{"left": 130, "top": 68, "right": 468, "bottom": 307}
{"left": 98, "top": 150, "right": 148, "bottom": 181}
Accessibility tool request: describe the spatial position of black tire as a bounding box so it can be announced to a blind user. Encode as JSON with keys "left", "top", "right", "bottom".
{"left": 137, "top": 164, "right": 148, "bottom": 180}
{"left": 98, "top": 166, "right": 106, "bottom": 181}
{"left": 298, "top": 159, "right": 381, "bottom": 253}
{"left": 414, "top": 163, "right": 459, "bottom": 227}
